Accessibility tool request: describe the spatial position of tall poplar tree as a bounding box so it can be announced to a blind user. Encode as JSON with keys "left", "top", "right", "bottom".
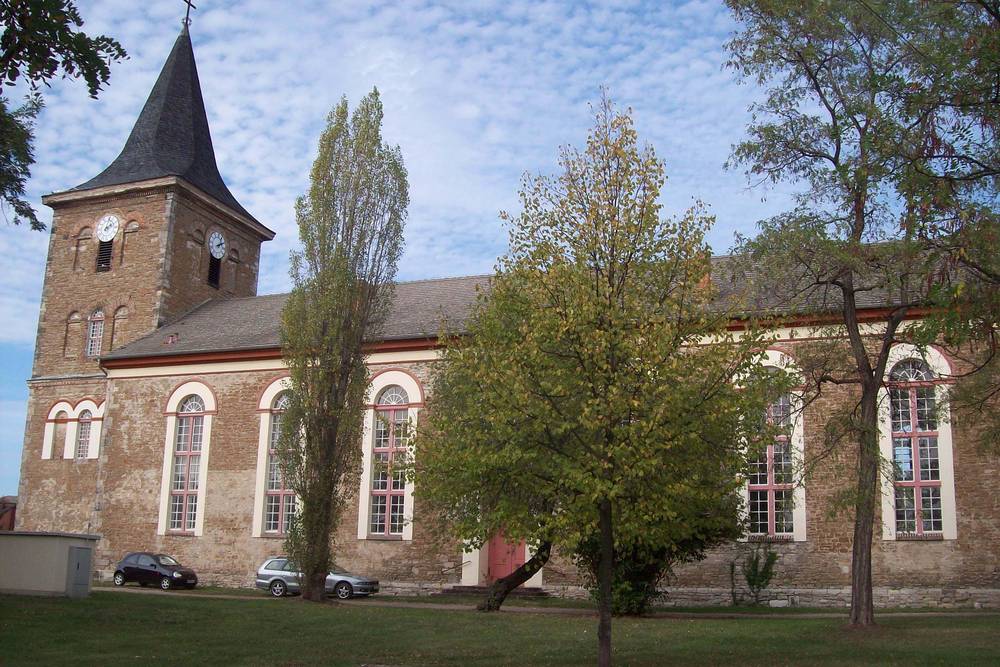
{"left": 279, "top": 89, "right": 408, "bottom": 601}
{"left": 416, "top": 97, "right": 789, "bottom": 665}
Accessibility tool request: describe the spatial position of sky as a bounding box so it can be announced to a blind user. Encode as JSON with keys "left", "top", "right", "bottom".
{"left": 0, "top": 0, "right": 800, "bottom": 495}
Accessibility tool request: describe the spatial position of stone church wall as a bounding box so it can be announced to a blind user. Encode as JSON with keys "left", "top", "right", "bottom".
{"left": 35, "top": 190, "right": 172, "bottom": 378}
{"left": 16, "top": 378, "right": 108, "bottom": 534}
{"left": 536, "top": 342, "right": 1000, "bottom": 608}
{"left": 159, "top": 193, "right": 261, "bottom": 322}
{"left": 16, "top": 340, "right": 1000, "bottom": 607}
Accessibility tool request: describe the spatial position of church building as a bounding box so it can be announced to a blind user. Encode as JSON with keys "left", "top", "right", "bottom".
{"left": 15, "top": 26, "right": 1000, "bottom": 607}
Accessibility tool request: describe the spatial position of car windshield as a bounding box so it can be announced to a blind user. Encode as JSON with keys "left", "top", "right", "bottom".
{"left": 157, "top": 555, "right": 180, "bottom": 566}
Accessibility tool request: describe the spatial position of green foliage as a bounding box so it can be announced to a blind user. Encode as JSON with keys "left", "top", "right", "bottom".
{"left": 575, "top": 530, "right": 730, "bottom": 616}
{"left": 415, "top": 96, "right": 794, "bottom": 658}
{"left": 741, "top": 543, "right": 779, "bottom": 605}
{"left": 0, "top": 93, "right": 42, "bottom": 228}
{"left": 725, "top": 0, "right": 999, "bottom": 625}
{"left": 0, "top": 0, "right": 127, "bottom": 96}
{"left": 279, "top": 88, "right": 407, "bottom": 600}
{"left": 0, "top": 0, "right": 127, "bottom": 230}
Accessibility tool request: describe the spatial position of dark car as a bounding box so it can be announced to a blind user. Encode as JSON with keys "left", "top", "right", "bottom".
{"left": 113, "top": 552, "right": 198, "bottom": 590}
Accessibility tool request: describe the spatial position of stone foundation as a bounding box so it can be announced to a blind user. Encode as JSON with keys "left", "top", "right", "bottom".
{"left": 655, "top": 586, "right": 1000, "bottom": 609}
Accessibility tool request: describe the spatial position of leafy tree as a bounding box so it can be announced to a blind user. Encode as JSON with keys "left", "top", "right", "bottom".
{"left": 279, "top": 89, "right": 407, "bottom": 602}
{"left": 902, "top": 2, "right": 999, "bottom": 453}
{"left": 0, "top": 0, "right": 126, "bottom": 229}
{"left": 574, "top": 532, "right": 720, "bottom": 616}
{"left": 415, "top": 97, "right": 789, "bottom": 665}
{"left": 724, "top": 0, "right": 999, "bottom": 626}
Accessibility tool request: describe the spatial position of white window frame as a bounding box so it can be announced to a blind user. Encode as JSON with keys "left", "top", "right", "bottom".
{"left": 42, "top": 399, "right": 104, "bottom": 460}
{"left": 157, "top": 381, "right": 216, "bottom": 536}
{"left": 741, "top": 349, "right": 808, "bottom": 542}
{"left": 357, "top": 369, "right": 423, "bottom": 542}
{"left": 252, "top": 376, "right": 293, "bottom": 538}
{"left": 879, "top": 344, "right": 957, "bottom": 541}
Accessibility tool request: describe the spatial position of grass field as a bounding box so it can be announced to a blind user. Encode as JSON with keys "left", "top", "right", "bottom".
{"left": 3, "top": 592, "right": 998, "bottom": 666}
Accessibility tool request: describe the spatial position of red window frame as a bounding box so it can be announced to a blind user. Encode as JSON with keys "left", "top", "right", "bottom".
{"left": 748, "top": 394, "right": 795, "bottom": 538}
{"left": 75, "top": 410, "right": 92, "bottom": 459}
{"left": 889, "top": 360, "right": 942, "bottom": 536}
{"left": 265, "top": 393, "right": 296, "bottom": 535}
{"left": 86, "top": 311, "right": 104, "bottom": 357}
{"left": 169, "top": 395, "right": 204, "bottom": 533}
{"left": 369, "top": 386, "right": 410, "bottom": 537}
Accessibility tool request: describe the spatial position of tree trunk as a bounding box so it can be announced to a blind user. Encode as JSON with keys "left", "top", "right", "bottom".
{"left": 849, "top": 387, "right": 879, "bottom": 627}
{"left": 597, "top": 499, "right": 614, "bottom": 667}
{"left": 478, "top": 541, "right": 552, "bottom": 612}
{"left": 303, "top": 569, "right": 329, "bottom": 602}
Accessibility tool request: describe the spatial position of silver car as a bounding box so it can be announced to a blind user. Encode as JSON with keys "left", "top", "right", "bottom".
{"left": 254, "top": 557, "right": 379, "bottom": 599}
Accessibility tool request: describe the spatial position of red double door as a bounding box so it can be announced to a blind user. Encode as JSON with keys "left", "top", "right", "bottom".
{"left": 487, "top": 533, "right": 526, "bottom": 582}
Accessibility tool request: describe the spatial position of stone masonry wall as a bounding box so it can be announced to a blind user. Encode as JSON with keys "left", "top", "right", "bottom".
{"left": 48, "top": 360, "right": 468, "bottom": 589}
{"left": 36, "top": 190, "right": 173, "bottom": 378}
{"left": 16, "top": 378, "right": 108, "bottom": 534}
{"left": 16, "top": 339, "right": 1000, "bottom": 607}
{"left": 159, "top": 193, "right": 262, "bottom": 324}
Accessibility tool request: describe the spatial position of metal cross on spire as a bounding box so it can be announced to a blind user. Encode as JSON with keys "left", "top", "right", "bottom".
{"left": 182, "top": 0, "right": 197, "bottom": 27}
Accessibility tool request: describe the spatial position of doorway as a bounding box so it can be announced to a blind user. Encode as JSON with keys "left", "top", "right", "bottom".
{"left": 486, "top": 533, "right": 526, "bottom": 582}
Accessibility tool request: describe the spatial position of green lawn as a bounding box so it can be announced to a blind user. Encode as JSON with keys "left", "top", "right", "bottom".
{"left": 2, "top": 592, "right": 998, "bottom": 666}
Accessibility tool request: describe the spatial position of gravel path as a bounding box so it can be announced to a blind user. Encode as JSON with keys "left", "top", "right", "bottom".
{"left": 93, "top": 587, "right": 999, "bottom": 620}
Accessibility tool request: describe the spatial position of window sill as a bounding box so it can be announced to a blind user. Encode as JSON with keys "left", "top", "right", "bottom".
{"left": 166, "top": 531, "right": 198, "bottom": 537}
{"left": 895, "top": 533, "right": 943, "bottom": 541}
{"left": 748, "top": 534, "right": 794, "bottom": 543}
{"left": 259, "top": 533, "right": 287, "bottom": 539}
{"left": 365, "top": 534, "right": 403, "bottom": 541}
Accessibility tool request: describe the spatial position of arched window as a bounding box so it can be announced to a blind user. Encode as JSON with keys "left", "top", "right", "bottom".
{"left": 111, "top": 306, "right": 129, "bottom": 349}
{"left": 64, "top": 312, "right": 83, "bottom": 359}
{"left": 53, "top": 411, "right": 69, "bottom": 459}
{"left": 264, "top": 392, "right": 296, "bottom": 534}
{"left": 75, "top": 410, "right": 93, "bottom": 459}
{"left": 888, "top": 358, "right": 942, "bottom": 536}
{"left": 86, "top": 310, "right": 104, "bottom": 357}
{"left": 369, "top": 385, "right": 410, "bottom": 536}
{"left": 170, "top": 395, "right": 205, "bottom": 532}
{"left": 748, "top": 389, "right": 795, "bottom": 537}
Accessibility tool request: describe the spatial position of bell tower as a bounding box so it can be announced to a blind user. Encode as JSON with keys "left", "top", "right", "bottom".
{"left": 34, "top": 25, "right": 275, "bottom": 378}
{"left": 17, "top": 23, "right": 274, "bottom": 534}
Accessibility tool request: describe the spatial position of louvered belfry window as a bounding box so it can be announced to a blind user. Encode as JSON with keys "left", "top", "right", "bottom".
{"left": 96, "top": 240, "right": 113, "bottom": 272}
{"left": 208, "top": 255, "right": 221, "bottom": 288}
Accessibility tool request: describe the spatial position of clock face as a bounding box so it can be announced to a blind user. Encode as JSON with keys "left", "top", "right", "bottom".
{"left": 208, "top": 231, "right": 227, "bottom": 259}
{"left": 96, "top": 214, "right": 120, "bottom": 242}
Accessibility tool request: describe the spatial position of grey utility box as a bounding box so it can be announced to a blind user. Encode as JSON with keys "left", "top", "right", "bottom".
{"left": 0, "top": 531, "right": 101, "bottom": 597}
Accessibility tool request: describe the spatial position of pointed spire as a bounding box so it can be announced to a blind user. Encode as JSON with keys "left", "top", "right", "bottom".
{"left": 74, "top": 26, "right": 254, "bottom": 222}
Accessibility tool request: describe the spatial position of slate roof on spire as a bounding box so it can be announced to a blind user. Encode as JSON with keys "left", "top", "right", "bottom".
{"left": 73, "top": 26, "right": 256, "bottom": 223}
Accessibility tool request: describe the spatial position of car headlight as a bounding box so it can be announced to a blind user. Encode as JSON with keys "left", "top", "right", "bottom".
{"left": 172, "top": 571, "right": 183, "bottom": 578}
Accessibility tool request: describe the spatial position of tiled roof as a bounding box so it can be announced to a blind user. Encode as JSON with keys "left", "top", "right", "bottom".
{"left": 104, "top": 256, "right": 901, "bottom": 362}
{"left": 104, "top": 275, "right": 491, "bottom": 361}
{"left": 72, "top": 26, "right": 256, "bottom": 223}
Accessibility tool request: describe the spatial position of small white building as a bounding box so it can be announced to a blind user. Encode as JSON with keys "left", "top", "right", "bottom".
{"left": 0, "top": 531, "right": 100, "bottom": 597}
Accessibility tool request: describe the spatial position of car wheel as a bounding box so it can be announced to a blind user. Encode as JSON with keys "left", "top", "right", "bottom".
{"left": 269, "top": 580, "right": 287, "bottom": 597}
{"left": 160, "top": 576, "right": 172, "bottom": 591}
{"left": 113, "top": 571, "right": 125, "bottom": 586}
{"left": 334, "top": 582, "right": 353, "bottom": 600}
